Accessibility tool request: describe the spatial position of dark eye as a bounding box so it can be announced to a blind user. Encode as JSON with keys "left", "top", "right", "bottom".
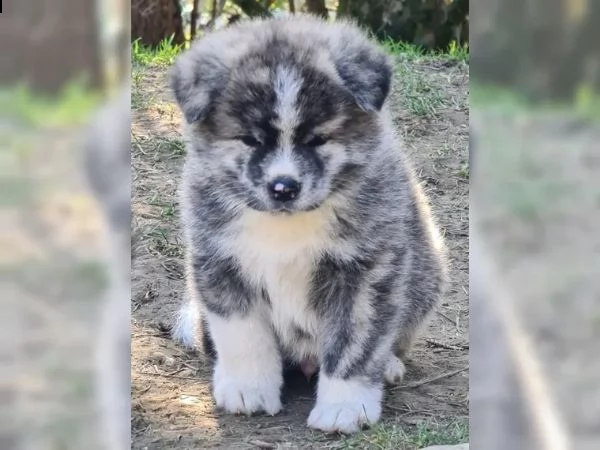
{"left": 305, "top": 135, "right": 328, "bottom": 147}
{"left": 238, "top": 135, "right": 261, "bottom": 147}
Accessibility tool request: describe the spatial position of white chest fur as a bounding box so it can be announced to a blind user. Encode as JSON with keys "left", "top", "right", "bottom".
{"left": 223, "top": 207, "right": 336, "bottom": 360}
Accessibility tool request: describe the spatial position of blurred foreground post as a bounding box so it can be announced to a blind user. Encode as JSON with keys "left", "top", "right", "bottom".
{"left": 0, "top": 0, "right": 103, "bottom": 93}
{"left": 470, "top": 228, "right": 571, "bottom": 450}
{"left": 471, "top": 0, "right": 600, "bottom": 101}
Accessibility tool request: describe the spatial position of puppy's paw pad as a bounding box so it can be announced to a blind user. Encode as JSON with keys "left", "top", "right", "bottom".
{"left": 307, "top": 402, "right": 380, "bottom": 434}
{"left": 384, "top": 355, "right": 406, "bottom": 385}
{"left": 213, "top": 377, "right": 282, "bottom": 416}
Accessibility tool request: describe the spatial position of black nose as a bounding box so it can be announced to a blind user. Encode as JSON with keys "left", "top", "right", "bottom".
{"left": 268, "top": 177, "right": 301, "bottom": 202}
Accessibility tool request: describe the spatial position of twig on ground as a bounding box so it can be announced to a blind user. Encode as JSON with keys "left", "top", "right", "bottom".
{"left": 395, "top": 366, "right": 468, "bottom": 390}
{"left": 135, "top": 371, "right": 199, "bottom": 381}
{"left": 165, "top": 367, "right": 186, "bottom": 376}
{"left": 179, "top": 361, "right": 199, "bottom": 371}
{"left": 436, "top": 310, "right": 456, "bottom": 325}
{"left": 425, "top": 338, "right": 469, "bottom": 351}
{"left": 249, "top": 439, "right": 277, "bottom": 449}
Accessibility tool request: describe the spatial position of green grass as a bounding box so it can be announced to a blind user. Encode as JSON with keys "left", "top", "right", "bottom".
{"left": 445, "top": 41, "right": 470, "bottom": 63}
{"left": 131, "top": 33, "right": 467, "bottom": 69}
{"left": 145, "top": 225, "right": 183, "bottom": 258}
{"left": 131, "top": 67, "right": 146, "bottom": 109}
{"left": 395, "top": 62, "right": 444, "bottom": 117}
{"left": 132, "top": 36, "right": 184, "bottom": 68}
{"left": 458, "top": 161, "right": 470, "bottom": 180}
{"left": 131, "top": 36, "right": 182, "bottom": 109}
{"left": 381, "top": 38, "right": 469, "bottom": 63}
{"left": 148, "top": 193, "right": 177, "bottom": 220}
{"left": 131, "top": 31, "right": 468, "bottom": 69}
{"left": 132, "top": 135, "right": 186, "bottom": 160}
{"left": 380, "top": 38, "right": 467, "bottom": 117}
{"left": 340, "top": 420, "right": 469, "bottom": 450}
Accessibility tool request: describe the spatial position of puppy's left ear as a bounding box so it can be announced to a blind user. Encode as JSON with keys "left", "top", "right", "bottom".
{"left": 169, "top": 48, "right": 229, "bottom": 124}
{"left": 331, "top": 26, "right": 393, "bottom": 112}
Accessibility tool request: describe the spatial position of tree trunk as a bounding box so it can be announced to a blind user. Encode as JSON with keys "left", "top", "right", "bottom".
{"left": 208, "top": 0, "right": 218, "bottom": 29}
{"left": 231, "top": 0, "right": 271, "bottom": 17}
{"left": 131, "top": 0, "right": 185, "bottom": 47}
{"left": 305, "top": 0, "right": 328, "bottom": 18}
{"left": 191, "top": 0, "right": 200, "bottom": 41}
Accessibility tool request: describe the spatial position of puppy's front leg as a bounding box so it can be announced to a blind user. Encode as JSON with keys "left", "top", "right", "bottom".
{"left": 307, "top": 257, "right": 399, "bottom": 433}
{"left": 192, "top": 255, "right": 283, "bottom": 416}
{"left": 206, "top": 308, "right": 283, "bottom": 415}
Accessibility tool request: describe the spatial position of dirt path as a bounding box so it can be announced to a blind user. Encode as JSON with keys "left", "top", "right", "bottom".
{"left": 131, "top": 54, "right": 469, "bottom": 449}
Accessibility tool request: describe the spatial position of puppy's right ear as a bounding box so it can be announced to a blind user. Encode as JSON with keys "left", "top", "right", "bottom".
{"left": 169, "top": 50, "right": 228, "bottom": 124}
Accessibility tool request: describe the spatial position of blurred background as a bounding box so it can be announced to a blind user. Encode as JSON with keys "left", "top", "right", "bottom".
{"left": 471, "top": 0, "right": 600, "bottom": 449}
{"left": 131, "top": 0, "right": 468, "bottom": 49}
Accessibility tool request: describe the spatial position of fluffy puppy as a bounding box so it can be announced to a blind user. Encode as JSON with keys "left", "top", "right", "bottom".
{"left": 170, "top": 15, "right": 447, "bottom": 433}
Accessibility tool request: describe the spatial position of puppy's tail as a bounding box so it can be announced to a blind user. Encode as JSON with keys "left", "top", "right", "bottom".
{"left": 171, "top": 298, "right": 200, "bottom": 349}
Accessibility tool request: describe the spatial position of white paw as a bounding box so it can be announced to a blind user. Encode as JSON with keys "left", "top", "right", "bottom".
{"left": 307, "top": 400, "right": 380, "bottom": 433}
{"left": 384, "top": 355, "right": 406, "bottom": 385}
{"left": 307, "top": 376, "right": 382, "bottom": 433}
{"left": 213, "top": 366, "right": 282, "bottom": 416}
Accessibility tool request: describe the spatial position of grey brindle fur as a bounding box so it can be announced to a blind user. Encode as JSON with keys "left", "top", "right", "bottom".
{"left": 170, "top": 15, "right": 447, "bottom": 433}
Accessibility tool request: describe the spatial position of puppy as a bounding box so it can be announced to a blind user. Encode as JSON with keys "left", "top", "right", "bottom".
{"left": 170, "top": 15, "right": 447, "bottom": 433}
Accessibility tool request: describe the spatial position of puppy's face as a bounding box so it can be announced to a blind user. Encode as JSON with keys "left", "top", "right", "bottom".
{"left": 171, "top": 19, "right": 392, "bottom": 214}
{"left": 200, "top": 60, "right": 378, "bottom": 213}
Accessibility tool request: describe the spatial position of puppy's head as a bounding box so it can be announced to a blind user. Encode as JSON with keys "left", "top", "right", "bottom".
{"left": 171, "top": 16, "right": 392, "bottom": 213}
